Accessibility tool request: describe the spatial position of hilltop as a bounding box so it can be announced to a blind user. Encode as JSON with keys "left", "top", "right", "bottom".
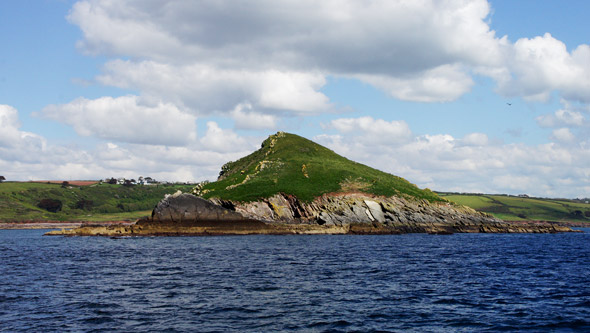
{"left": 196, "top": 132, "right": 441, "bottom": 203}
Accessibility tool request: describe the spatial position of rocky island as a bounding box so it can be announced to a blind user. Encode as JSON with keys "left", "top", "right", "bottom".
{"left": 47, "top": 132, "right": 573, "bottom": 236}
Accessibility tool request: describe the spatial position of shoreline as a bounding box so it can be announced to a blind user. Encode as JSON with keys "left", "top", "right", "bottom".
{"left": 3, "top": 219, "right": 586, "bottom": 231}
{"left": 504, "top": 220, "right": 589, "bottom": 228}
{"left": 43, "top": 219, "right": 578, "bottom": 236}
{"left": 0, "top": 221, "right": 135, "bottom": 230}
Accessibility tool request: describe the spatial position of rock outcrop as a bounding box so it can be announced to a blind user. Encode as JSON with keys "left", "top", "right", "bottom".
{"left": 215, "top": 192, "right": 572, "bottom": 234}
{"left": 46, "top": 191, "right": 574, "bottom": 236}
{"left": 151, "top": 191, "right": 245, "bottom": 223}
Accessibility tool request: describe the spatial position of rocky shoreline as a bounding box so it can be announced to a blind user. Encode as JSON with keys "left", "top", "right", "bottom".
{"left": 0, "top": 220, "right": 134, "bottom": 230}
{"left": 45, "top": 192, "right": 575, "bottom": 236}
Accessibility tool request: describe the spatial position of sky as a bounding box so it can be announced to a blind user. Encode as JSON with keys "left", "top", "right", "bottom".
{"left": 1, "top": 0, "right": 589, "bottom": 198}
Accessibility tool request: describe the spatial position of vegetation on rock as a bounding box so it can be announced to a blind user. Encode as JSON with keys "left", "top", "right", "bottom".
{"left": 196, "top": 132, "right": 443, "bottom": 203}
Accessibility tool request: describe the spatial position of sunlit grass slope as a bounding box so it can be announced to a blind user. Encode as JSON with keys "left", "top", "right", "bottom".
{"left": 0, "top": 182, "right": 193, "bottom": 222}
{"left": 199, "top": 132, "right": 442, "bottom": 203}
{"left": 441, "top": 193, "right": 590, "bottom": 223}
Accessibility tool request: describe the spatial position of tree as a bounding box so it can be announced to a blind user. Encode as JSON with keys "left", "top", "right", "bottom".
{"left": 61, "top": 181, "right": 70, "bottom": 188}
{"left": 75, "top": 199, "right": 93, "bottom": 210}
{"left": 107, "top": 177, "right": 117, "bottom": 184}
{"left": 38, "top": 199, "right": 63, "bottom": 213}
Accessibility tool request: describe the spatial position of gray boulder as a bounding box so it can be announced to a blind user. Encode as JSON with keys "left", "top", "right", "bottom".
{"left": 152, "top": 192, "right": 245, "bottom": 223}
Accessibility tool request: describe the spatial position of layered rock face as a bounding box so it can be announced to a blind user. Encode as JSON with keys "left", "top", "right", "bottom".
{"left": 221, "top": 192, "right": 496, "bottom": 225}
{"left": 46, "top": 192, "right": 573, "bottom": 236}
{"left": 212, "top": 192, "right": 571, "bottom": 234}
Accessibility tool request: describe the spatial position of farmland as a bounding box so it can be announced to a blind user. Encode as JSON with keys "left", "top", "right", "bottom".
{"left": 439, "top": 193, "right": 590, "bottom": 223}
{"left": 0, "top": 181, "right": 193, "bottom": 223}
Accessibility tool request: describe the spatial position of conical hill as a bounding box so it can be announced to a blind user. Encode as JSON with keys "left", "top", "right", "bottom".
{"left": 196, "top": 132, "right": 442, "bottom": 203}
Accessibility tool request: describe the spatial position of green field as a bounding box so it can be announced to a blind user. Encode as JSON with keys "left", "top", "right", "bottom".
{"left": 0, "top": 182, "right": 193, "bottom": 222}
{"left": 199, "top": 132, "right": 442, "bottom": 203}
{"left": 440, "top": 193, "right": 590, "bottom": 223}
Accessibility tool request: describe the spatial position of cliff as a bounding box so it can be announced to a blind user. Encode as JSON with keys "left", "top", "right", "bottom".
{"left": 46, "top": 191, "right": 573, "bottom": 236}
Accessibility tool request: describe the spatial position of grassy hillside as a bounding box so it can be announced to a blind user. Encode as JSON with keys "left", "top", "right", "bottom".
{"left": 440, "top": 193, "right": 590, "bottom": 223}
{"left": 198, "top": 132, "right": 442, "bottom": 202}
{"left": 0, "top": 182, "right": 193, "bottom": 222}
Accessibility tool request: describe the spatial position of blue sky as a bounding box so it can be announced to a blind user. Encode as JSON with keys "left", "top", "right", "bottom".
{"left": 1, "top": 0, "right": 589, "bottom": 198}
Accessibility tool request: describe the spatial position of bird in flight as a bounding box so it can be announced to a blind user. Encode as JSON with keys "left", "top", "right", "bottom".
{"left": 506, "top": 103, "right": 512, "bottom": 106}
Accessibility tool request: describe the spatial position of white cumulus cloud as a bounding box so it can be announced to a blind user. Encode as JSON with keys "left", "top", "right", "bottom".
{"left": 498, "top": 33, "right": 590, "bottom": 103}
{"left": 97, "top": 60, "right": 330, "bottom": 114}
{"left": 551, "top": 128, "right": 576, "bottom": 143}
{"left": 231, "top": 103, "right": 278, "bottom": 130}
{"left": 199, "top": 122, "right": 255, "bottom": 153}
{"left": 63, "top": 0, "right": 590, "bottom": 112}
{"left": 326, "top": 116, "right": 412, "bottom": 144}
{"left": 1, "top": 107, "right": 259, "bottom": 182}
{"left": 67, "top": 0, "right": 505, "bottom": 108}
{"left": 316, "top": 116, "right": 590, "bottom": 198}
{"left": 42, "top": 96, "right": 197, "bottom": 146}
{"left": 537, "top": 108, "right": 587, "bottom": 128}
{"left": 0, "top": 105, "right": 47, "bottom": 154}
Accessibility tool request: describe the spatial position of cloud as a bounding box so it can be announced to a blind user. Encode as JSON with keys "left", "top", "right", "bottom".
{"left": 97, "top": 60, "right": 330, "bottom": 114}
{"left": 316, "top": 116, "right": 590, "bottom": 198}
{"left": 535, "top": 101, "right": 589, "bottom": 144}
{"left": 67, "top": 0, "right": 506, "bottom": 106}
{"left": 354, "top": 64, "right": 475, "bottom": 102}
{"left": 69, "top": 0, "right": 501, "bottom": 69}
{"left": 231, "top": 103, "right": 277, "bottom": 130}
{"left": 460, "top": 133, "right": 489, "bottom": 146}
{"left": 0, "top": 105, "right": 24, "bottom": 147}
{"left": 199, "top": 122, "right": 256, "bottom": 153}
{"left": 1, "top": 107, "right": 258, "bottom": 182}
{"left": 41, "top": 95, "right": 197, "bottom": 146}
{"left": 66, "top": 0, "right": 590, "bottom": 111}
{"left": 326, "top": 116, "right": 412, "bottom": 144}
{"left": 551, "top": 128, "right": 576, "bottom": 143}
{"left": 497, "top": 33, "right": 590, "bottom": 103}
{"left": 537, "top": 108, "right": 587, "bottom": 128}
{"left": 92, "top": 138, "right": 257, "bottom": 181}
{"left": 0, "top": 105, "right": 47, "bottom": 154}
{"left": 0, "top": 105, "right": 94, "bottom": 178}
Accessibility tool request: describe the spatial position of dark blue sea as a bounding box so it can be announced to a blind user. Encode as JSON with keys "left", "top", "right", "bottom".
{"left": 1, "top": 229, "right": 589, "bottom": 332}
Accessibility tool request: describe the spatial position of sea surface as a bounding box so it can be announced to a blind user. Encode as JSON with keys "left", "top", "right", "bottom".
{"left": 1, "top": 229, "right": 589, "bottom": 332}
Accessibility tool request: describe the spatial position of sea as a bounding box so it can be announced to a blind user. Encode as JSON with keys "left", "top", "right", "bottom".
{"left": 1, "top": 229, "right": 589, "bottom": 332}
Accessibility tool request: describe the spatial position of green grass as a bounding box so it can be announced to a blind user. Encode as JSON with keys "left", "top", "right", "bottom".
{"left": 443, "top": 195, "right": 499, "bottom": 210}
{"left": 200, "top": 132, "right": 443, "bottom": 203}
{"left": 0, "top": 182, "right": 193, "bottom": 222}
{"left": 440, "top": 193, "right": 590, "bottom": 223}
